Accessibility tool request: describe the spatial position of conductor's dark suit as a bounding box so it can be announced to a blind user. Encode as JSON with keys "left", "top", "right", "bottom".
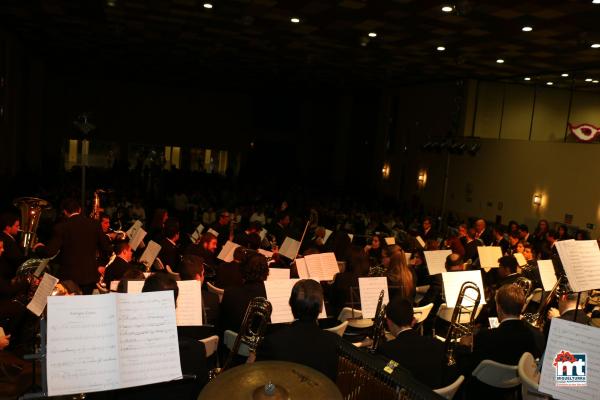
{"left": 38, "top": 214, "right": 112, "bottom": 287}
{"left": 257, "top": 320, "right": 340, "bottom": 381}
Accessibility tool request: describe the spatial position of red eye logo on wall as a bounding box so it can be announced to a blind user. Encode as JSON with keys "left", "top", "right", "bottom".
{"left": 568, "top": 123, "right": 600, "bottom": 142}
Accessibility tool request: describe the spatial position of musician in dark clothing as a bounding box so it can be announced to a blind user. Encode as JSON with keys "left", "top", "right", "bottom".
{"left": 268, "top": 212, "right": 291, "bottom": 247}
{"left": 35, "top": 199, "right": 112, "bottom": 294}
{"left": 184, "top": 232, "right": 218, "bottom": 273}
{"left": 258, "top": 279, "right": 340, "bottom": 381}
{"left": 103, "top": 241, "right": 134, "bottom": 290}
{"left": 463, "top": 228, "right": 483, "bottom": 264}
{"left": 0, "top": 213, "right": 25, "bottom": 279}
{"left": 179, "top": 255, "right": 220, "bottom": 327}
{"left": 214, "top": 247, "right": 245, "bottom": 289}
{"left": 211, "top": 210, "right": 231, "bottom": 250}
{"left": 491, "top": 225, "right": 510, "bottom": 255}
{"left": 544, "top": 291, "right": 591, "bottom": 338}
{"left": 329, "top": 248, "right": 370, "bottom": 317}
{"left": 158, "top": 219, "right": 182, "bottom": 271}
{"left": 378, "top": 297, "right": 458, "bottom": 389}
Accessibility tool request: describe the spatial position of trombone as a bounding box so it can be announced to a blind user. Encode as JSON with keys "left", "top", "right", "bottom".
{"left": 445, "top": 281, "right": 481, "bottom": 366}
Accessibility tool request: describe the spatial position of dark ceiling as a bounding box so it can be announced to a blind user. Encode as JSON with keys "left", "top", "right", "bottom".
{"left": 2, "top": 0, "right": 600, "bottom": 88}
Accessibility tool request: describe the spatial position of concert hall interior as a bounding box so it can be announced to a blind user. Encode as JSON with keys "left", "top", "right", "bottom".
{"left": 1, "top": 1, "right": 600, "bottom": 399}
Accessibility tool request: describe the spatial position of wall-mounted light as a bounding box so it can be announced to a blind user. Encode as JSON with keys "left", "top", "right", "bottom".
{"left": 417, "top": 170, "right": 427, "bottom": 188}
{"left": 381, "top": 163, "right": 391, "bottom": 179}
{"left": 533, "top": 194, "right": 542, "bottom": 206}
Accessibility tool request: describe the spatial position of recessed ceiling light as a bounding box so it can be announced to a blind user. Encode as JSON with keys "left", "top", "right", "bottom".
{"left": 524, "top": 77, "right": 531, "bottom": 81}
{"left": 442, "top": 5, "right": 454, "bottom": 12}
{"left": 522, "top": 26, "right": 533, "bottom": 32}
{"left": 594, "top": 80, "right": 600, "bottom": 83}
{"left": 496, "top": 59, "right": 504, "bottom": 64}
{"left": 593, "top": 0, "right": 600, "bottom": 4}
{"left": 586, "top": 78, "right": 594, "bottom": 82}
{"left": 290, "top": 17, "right": 300, "bottom": 23}
{"left": 107, "top": 0, "right": 116, "bottom": 6}
{"left": 591, "top": 43, "right": 600, "bottom": 48}
{"left": 546, "top": 81, "right": 554, "bottom": 86}
{"left": 203, "top": 3, "right": 212, "bottom": 8}
{"left": 368, "top": 32, "right": 377, "bottom": 38}
{"left": 561, "top": 73, "right": 569, "bottom": 77}
{"left": 437, "top": 46, "right": 446, "bottom": 51}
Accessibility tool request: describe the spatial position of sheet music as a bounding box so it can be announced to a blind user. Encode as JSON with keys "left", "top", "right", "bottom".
{"left": 27, "top": 273, "right": 59, "bottom": 316}
{"left": 116, "top": 292, "right": 182, "bottom": 389}
{"left": 405, "top": 252, "right": 412, "bottom": 265}
{"left": 259, "top": 228, "right": 268, "bottom": 241}
{"left": 538, "top": 259, "right": 558, "bottom": 291}
{"left": 268, "top": 268, "right": 290, "bottom": 280}
{"left": 191, "top": 223, "right": 204, "bottom": 243}
{"left": 129, "top": 226, "right": 147, "bottom": 251}
{"left": 217, "top": 241, "right": 240, "bottom": 262}
{"left": 175, "top": 280, "right": 203, "bottom": 326}
{"left": 0, "top": 327, "right": 4, "bottom": 337}
{"left": 304, "top": 252, "right": 339, "bottom": 281}
{"left": 126, "top": 280, "right": 145, "bottom": 293}
{"left": 539, "top": 318, "right": 600, "bottom": 400}
{"left": 34, "top": 258, "right": 50, "bottom": 277}
{"left": 139, "top": 240, "right": 162, "bottom": 268}
{"left": 442, "top": 270, "right": 486, "bottom": 308}
{"left": 279, "top": 237, "right": 301, "bottom": 260}
{"left": 295, "top": 258, "right": 310, "bottom": 279}
{"left": 258, "top": 248, "right": 274, "bottom": 258}
{"left": 488, "top": 317, "right": 499, "bottom": 329}
{"left": 348, "top": 233, "right": 354, "bottom": 242}
{"left": 384, "top": 237, "right": 395, "bottom": 246}
{"left": 126, "top": 220, "right": 142, "bottom": 239}
{"left": 416, "top": 236, "right": 425, "bottom": 248}
{"left": 477, "top": 246, "right": 503, "bottom": 269}
{"left": 264, "top": 279, "right": 326, "bottom": 323}
{"left": 424, "top": 250, "right": 452, "bottom": 275}
{"left": 556, "top": 239, "right": 600, "bottom": 292}
{"left": 514, "top": 252, "right": 527, "bottom": 267}
{"left": 110, "top": 281, "right": 119, "bottom": 292}
{"left": 358, "top": 277, "right": 389, "bottom": 319}
{"left": 324, "top": 229, "right": 333, "bottom": 244}
{"left": 207, "top": 228, "right": 219, "bottom": 237}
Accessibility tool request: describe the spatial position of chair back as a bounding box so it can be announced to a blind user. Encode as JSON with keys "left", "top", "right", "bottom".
{"left": 433, "top": 375, "right": 464, "bottom": 400}
{"left": 200, "top": 335, "right": 219, "bottom": 358}
{"left": 414, "top": 303, "right": 434, "bottom": 324}
{"left": 223, "top": 330, "right": 250, "bottom": 357}
{"left": 518, "top": 352, "right": 550, "bottom": 400}
{"left": 437, "top": 303, "right": 482, "bottom": 323}
{"left": 325, "top": 321, "right": 349, "bottom": 337}
{"left": 472, "top": 359, "right": 520, "bottom": 388}
{"left": 207, "top": 281, "right": 225, "bottom": 303}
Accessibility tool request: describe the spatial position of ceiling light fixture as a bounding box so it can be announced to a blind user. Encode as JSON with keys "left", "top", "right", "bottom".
{"left": 496, "top": 59, "right": 504, "bottom": 64}
{"left": 593, "top": 0, "right": 600, "bottom": 4}
{"left": 290, "top": 17, "right": 300, "bottom": 23}
{"left": 594, "top": 80, "right": 600, "bottom": 83}
{"left": 368, "top": 32, "right": 377, "bottom": 38}
{"left": 203, "top": 3, "right": 213, "bottom": 9}
{"left": 561, "top": 73, "right": 569, "bottom": 77}
{"left": 442, "top": 5, "right": 454, "bottom": 12}
{"left": 522, "top": 26, "right": 533, "bottom": 32}
{"left": 524, "top": 77, "right": 531, "bottom": 81}
{"left": 591, "top": 43, "right": 600, "bottom": 48}
{"left": 437, "top": 46, "right": 446, "bottom": 51}
{"left": 546, "top": 81, "right": 554, "bottom": 86}
{"left": 586, "top": 78, "right": 593, "bottom": 82}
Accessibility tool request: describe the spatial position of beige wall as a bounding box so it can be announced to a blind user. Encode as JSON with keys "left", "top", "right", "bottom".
{"left": 417, "top": 139, "right": 600, "bottom": 237}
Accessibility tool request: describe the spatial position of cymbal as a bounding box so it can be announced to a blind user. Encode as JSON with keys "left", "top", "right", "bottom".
{"left": 198, "top": 361, "right": 342, "bottom": 400}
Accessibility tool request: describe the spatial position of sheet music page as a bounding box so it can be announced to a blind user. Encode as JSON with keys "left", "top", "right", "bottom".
{"left": 27, "top": 272, "right": 59, "bottom": 316}
{"left": 264, "top": 279, "right": 299, "bottom": 323}
{"left": 47, "top": 295, "right": 120, "bottom": 396}
{"left": 295, "top": 258, "right": 310, "bottom": 279}
{"left": 514, "top": 252, "right": 527, "bottom": 267}
{"left": 175, "top": 280, "right": 203, "bottom": 326}
{"left": 34, "top": 258, "right": 50, "bottom": 277}
{"left": 539, "top": 318, "right": 600, "bottom": 400}
{"left": 191, "top": 224, "right": 204, "bottom": 243}
{"left": 267, "top": 268, "right": 290, "bottom": 280}
{"left": 405, "top": 252, "right": 412, "bottom": 265}
{"left": 129, "top": 227, "right": 147, "bottom": 251}
{"left": 424, "top": 250, "right": 452, "bottom": 276}
{"left": 556, "top": 240, "right": 600, "bottom": 292}
{"left": 358, "top": 277, "right": 389, "bottom": 319}
{"left": 126, "top": 220, "right": 142, "bottom": 239}
{"left": 384, "top": 237, "right": 395, "bottom": 245}
{"left": 324, "top": 229, "right": 333, "bottom": 244}
{"left": 139, "top": 240, "right": 162, "bottom": 268}
{"left": 416, "top": 236, "right": 426, "bottom": 248}
{"left": 477, "top": 246, "right": 503, "bottom": 269}
{"left": 279, "top": 237, "right": 301, "bottom": 260}
{"left": 442, "top": 270, "right": 486, "bottom": 308}
{"left": 117, "top": 291, "right": 182, "bottom": 389}
{"left": 538, "top": 259, "right": 558, "bottom": 291}
{"left": 110, "top": 280, "right": 119, "bottom": 292}
{"left": 126, "top": 280, "right": 145, "bottom": 293}
{"left": 318, "top": 252, "right": 340, "bottom": 281}
{"left": 207, "top": 228, "right": 219, "bottom": 237}
{"left": 348, "top": 233, "right": 354, "bottom": 242}
{"left": 258, "top": 248, "right": 274, "bottom": 258}
{"left": 259, "top": 228, "right": 268, "bottom": 240}
{"left": 304, "top": 254, "right": 324, "bottom": 281}
{"left": 217, "top": 241, "right": 240, "bottom": 262}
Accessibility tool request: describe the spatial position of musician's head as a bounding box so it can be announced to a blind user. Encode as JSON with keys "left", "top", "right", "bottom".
{"left": 99, "top": 213, "right": 111, "bottom": 233}
{"left": 61, "top": 198, "right": 81, "bottom": 216}
{"left": 558, "top": 291, "right": 585, "bottom": 314}
{"left": 516, "top": 240, "right": 526, "bottom": 253}
{"left": 475, "top": 219, "right": 486, "bottom": 233}
{"left": 498, "top": 255, "right": 518, "bottom": 278}
{"left": 495, "top": 284, "right": 525, "bottom": 320}
{"left": 386, "top": 297, "right": 415, "bottom": 333}
{"left": 422, "top": 217, "right": 433, "bottom": 232}
{"left": 445, "top": 253, "right": 464, "bottom": 272}
{"left": 0, "top": 212, "right": 19, "bottom": 236}
{"left": 233, "top": 247, "right": 247, "bottom": 263}
{"left": 142, "top": 272, "right": 179, "bottom": 304}
{"left": 509, "top": 233, "right": 520, "bottom": 246}
{"left": 240, "top": 254, "right": 269, "bottom": 283}
{"left": 493, "top": 225, "right": 505, "bottom": 239}
{"left": 370, "top": 234, "right": 382, "bottom": 249}
{"left": 518, "top": 224, "right": 529, "bottom": 239}
{"left": 277, "top": 212, "right": 290, "bottom": 227}
{"left": 163, "top": 218, "right": 180, "bottom": 242}
{"left": 458, "top": 224, "right": 468, "bottom": 237}
{"left": 289, "top": 279, "right": 323, "bottom": 322}
{"left": 546, "top": 229, "right": 558, "bottom": 244}
{"left": 523, "top": 243, "right": 535, "bottom": 261}
{"left": 180, "top": 255, "right": 205, "bottom": 282}
{"left": 200, "top": 232, "right": 218, "bottom": 253}
{"left": 114, "top": 240, "right": 132, "bottom": 262}
{"left": 218, "top": 210, "right": 230, "bottom": 226}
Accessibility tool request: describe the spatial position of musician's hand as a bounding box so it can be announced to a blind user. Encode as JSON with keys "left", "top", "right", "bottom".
{"left": 364, "top": 245, "right": 372, "bottom": 253}
{"left": 0, "top": 334, "right": 10, "bottom": 350}
{"left": 547, "top": 307, "right": 560, "bottom": 320}
{"left": 459, "top": 334, "right": 473, "bottom": 347}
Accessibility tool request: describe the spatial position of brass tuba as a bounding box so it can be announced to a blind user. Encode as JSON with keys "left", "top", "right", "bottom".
{"left": 513, "top": 276, "right": 533, "bottom": 299}
{"left": 13, "top": 197, "right": 50, "bottom": 256}
{"left": 445, "top": 281, "right": 481, "bottom": 366}
{"left": 370, "top": 290, "right": 387, "bottom": 353}
{"left": 210, "top": 297, "right": 272, "bottom": 379}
